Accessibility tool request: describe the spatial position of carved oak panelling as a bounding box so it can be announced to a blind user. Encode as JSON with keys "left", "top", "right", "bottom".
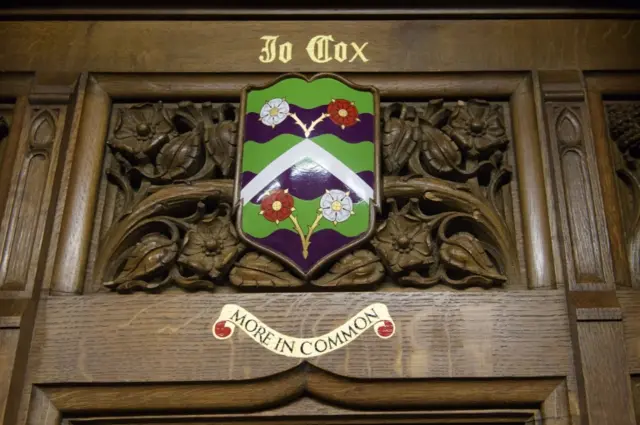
{"left": 546, "top": 103, "right": 612, "bottom": 288}
{"left": 605, "top": 102, "right": 640, "bottom": 287}
{"left": 89, "top": 98, "right": 522, "bottom": 293}
{"left": 0, "top": 106, "right": 64, "bottom": 292}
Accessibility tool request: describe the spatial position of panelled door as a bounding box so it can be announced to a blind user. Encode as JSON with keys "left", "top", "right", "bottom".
{"left": 0, "top": 10, "right": 639, "bottom": 425}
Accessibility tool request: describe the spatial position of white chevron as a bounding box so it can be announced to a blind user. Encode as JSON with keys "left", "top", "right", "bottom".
{"left": 240, "top": 139, "right": 374, "bottom": 205}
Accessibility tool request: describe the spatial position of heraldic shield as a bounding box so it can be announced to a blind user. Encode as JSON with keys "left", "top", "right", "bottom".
{"left": 235, "top": 73, "right": 380, "bottom": 278}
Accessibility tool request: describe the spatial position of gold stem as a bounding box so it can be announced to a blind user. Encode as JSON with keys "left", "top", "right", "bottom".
{"left": 305, "top": 113, "right": 328, "bottom": 137}
{"left": 289, "top": 215, "right": 310, "bottom": 259}
{"left": 303, "top": 213, "right": 324, "bottom": 256}
{"left": 288, "top": 113, "right": 309, "bottom": 136}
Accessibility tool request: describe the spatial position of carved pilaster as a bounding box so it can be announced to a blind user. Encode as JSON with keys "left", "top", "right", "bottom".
{"left": 540, "top": 71, "right": 636, "bottom": 425}
{"left": 541, "top": 72, "right": 614, "bottom": 290}
{"left": 0, "top": 107, "right": 63, "bottom": 293}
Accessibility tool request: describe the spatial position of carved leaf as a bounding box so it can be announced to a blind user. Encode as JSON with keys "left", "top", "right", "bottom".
{"left": 156, "top": 128, "right": 203, "bottom": 180}
{"left": 382, "top": 104, "right": 420, "bottom": 174}
{"left": 416, "top": 125, "right": 462, "bottom": 175}
{"left": 439, "top": 232, "right": 505, "bottom": 281}
{"left": 229, "top": 252, "right": 303, "bottom": 287}
{"left": 107, "top": 233, "right": 178, "bottom": 286}
{"left": 209, "top": 104, "right": 238, "bottom": 177}
{"left": 313, "top": 250, "right": 384, "bottom": 287}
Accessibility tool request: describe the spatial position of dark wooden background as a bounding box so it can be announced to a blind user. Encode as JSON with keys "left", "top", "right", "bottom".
{"left": 0, "top": 7, "right": 639, "bottom": 425}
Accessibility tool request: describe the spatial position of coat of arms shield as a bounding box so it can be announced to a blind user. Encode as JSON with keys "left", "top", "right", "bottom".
{"left": 235, "top": 73, "right": 380, "bottom": 278}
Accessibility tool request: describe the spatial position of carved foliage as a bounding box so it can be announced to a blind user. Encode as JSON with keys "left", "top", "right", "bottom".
{"left": 104, "top": 198, "right": 245, "bottom": 293}
{"left": 606, "top": 102, "right": 640, "bottom": 283}
{"left": 376, "top": 177, "right": 514, "bottom": 289}
{"left": 106, "top": 102, "right": 238, "bottom": 219}
{"left": 382, "top": 100, "right": 511, "bottom": 215}
{"left": 99, "top": 98, "right": 516, "bottom": 292}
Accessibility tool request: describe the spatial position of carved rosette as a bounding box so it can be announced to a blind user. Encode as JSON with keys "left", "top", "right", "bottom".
{"left": 98, "top": 97, "right": 517, "bottom": 293}
{"left": 606, "top": 103, "right": 640, "bottom": 284}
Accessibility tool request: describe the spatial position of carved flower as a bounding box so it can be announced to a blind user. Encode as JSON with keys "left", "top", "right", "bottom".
{"left": 260, "top": 189, "right": 294, "bottom": 224}
{"left": 328, "top": 99, "right": 359, "bottom": 129}
{"left": 260, "top": 98, "right": 290, "bottom": 127}
{"left": 444, "top": 99, "right": 508, "bottom": 156}
{"left": 320, "top": 189, "right": 354, "bottom": 224}
{"left": 371, "top": 208, "right": 434, "bottom": 274}
{"left": 178, "top": 216, "right": 242, "bottom": 279}
{"left": 109, "top": 103, "right": 174, "bottom": 158}
{"left": 607, "top": 103, "right": 640, "bottom": 161}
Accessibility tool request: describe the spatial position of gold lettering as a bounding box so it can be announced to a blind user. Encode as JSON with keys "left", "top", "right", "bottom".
{"left": 259, "top": 35, "right": 280, "bottom": 63}
{"left": 306, "top": 35, "right": 334, "bottom": 63}
{"left": 279, "top": 41, "right": 293, "bottom": 63}
{"left": 334, "top": 41, "right": 348, "bottom": 63}
{"left": 349, "top": 42, "right": 369, "bottom": 63}
{"left": 258, "top": 36, "right": 371, "bottom": 64}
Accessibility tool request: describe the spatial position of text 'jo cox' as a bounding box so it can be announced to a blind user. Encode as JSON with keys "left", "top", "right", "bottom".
{"left": 259, "top": 35, "right": 369, "bottom": 64}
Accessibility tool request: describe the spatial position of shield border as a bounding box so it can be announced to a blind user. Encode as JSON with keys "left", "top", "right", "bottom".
{"left": 233, "top": 72, "right": 381, "bottom": 279}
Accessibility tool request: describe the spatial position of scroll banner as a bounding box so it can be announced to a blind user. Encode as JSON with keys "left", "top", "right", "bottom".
{"left": 212, "top": 303, "right": 395, "bottom": 358}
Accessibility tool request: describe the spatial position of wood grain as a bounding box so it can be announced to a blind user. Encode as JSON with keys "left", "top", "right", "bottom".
{"left": 576, "top": 321, "right": 635, "bottom": 425}
{"left": 63, "top": 412, "right": 542, "bottom": 425}
{"left": 0, "top": 97, "right": 29, "bottom": 292}
{"left": 0, "top": 107, "right": 67, "bottom": 296}
{"left": 93, "top": 72, "right": 525, "bottom": 100}
{"left": 0, "top": 21, "right": 638, "bottom": 73}
{"left": 35, "top": 373, "right": 562, "bottom": 412}
{"left": 49, "top": 77, "right": 110, "bottom": 294}
{"left": 538, "top": 71, "right": 615, "bottom": 290}
{"left": 0, "top": 329, "right": 19, "bottom": 425}
{"left": 618, "top": 291, "right": 640, "bottom": 373}
{"left": 40, "top": 73, "right": 88, "bottom": 293}
{"left": 24, "top": 291, "right": 571, "bottom": 384}
{"left": 511, "top": 77, "right": 555, "bottom": 289}
{"left": 585, "top": 74, "right": 640, "bottom": 288}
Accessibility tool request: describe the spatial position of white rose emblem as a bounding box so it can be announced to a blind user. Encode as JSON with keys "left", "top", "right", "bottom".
{"left": 320, "top": 189, "right": 354, "bottom": 225}
{"left": 259, "top": 98, "right": 290, "bottom": 128}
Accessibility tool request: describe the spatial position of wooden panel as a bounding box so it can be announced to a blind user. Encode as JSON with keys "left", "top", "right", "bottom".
{"left": 37, "top": 376, "right": 561, "bottom": 412}
{"left": 93, "top": 72, "right": 525, "bottom": 100}
{"left": 576, "top": 321, "right": 636, "bottom": 425}
{"left": 633, "top": 376, "right": 640, "bottom": 425}
{"left": 0, "top": 329, "right": 19, "bottom": 425}
{"left": 21, "top": 379, "right": 569, "bottom": 424}
{"left": 619, "top": 291, "right": 640, "bottom": 373}
{"left": 0, "top": 20, "right": 638, "bottom": 73}
{"left": 25, "top": 291, "right": 570, "bottom": 384}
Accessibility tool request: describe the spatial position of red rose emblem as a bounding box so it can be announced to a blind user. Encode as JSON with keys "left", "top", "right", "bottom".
{"left": 260, "top": 189, "right": 294, "bottom": 224}
{"left": 327, "top": 99, "right": 359, "bottom": 129}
